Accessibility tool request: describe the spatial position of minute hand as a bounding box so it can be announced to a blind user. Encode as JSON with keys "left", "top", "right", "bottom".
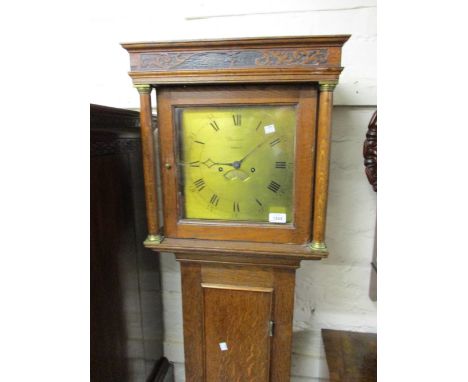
{"left": 238, "top": 137, "right": 272, "bottom": 164}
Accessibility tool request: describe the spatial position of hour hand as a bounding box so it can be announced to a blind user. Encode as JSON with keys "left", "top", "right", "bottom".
{"left": 202, "top": 158, "right": 234, "bottom": 168}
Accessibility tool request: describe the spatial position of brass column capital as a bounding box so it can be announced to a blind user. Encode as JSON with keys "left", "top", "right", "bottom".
{"left": 319, "top": 80, "right": 338, "bottom": 92}
{"left": 134, "top": 84, "right": 152, "bottom": 94}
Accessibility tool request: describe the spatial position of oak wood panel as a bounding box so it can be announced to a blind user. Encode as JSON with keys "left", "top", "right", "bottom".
{"left": 133, "top": 48, "right": 330, "bottom": 71}
{"left": 201, "top": 283, "right": 273, "bottom": 293}
{"left": 122, "top": 35, "right": 351, "bottom": 50}
{"left": 201, "top": 264, "right": 273, "bottom": 288}
{"left": 269, "top": 268, "right": 297, "bottom": 381}
{"left": 203, "top": 286, "right": 273, "bottom": 382}
{"left": 149, "top": 237, "right": 327, "bottom": 260}
{"left": 177, "top": 257, "right": 298, "bottom": 382}
{"left": 157, "top": 84, "right": 317, "bottom": 244}
{"left": 176, "top": 252, "right": 302, "bottom": 270}
{"left": 180, "top": 263, "right": 205, "bottom": 382}
{"left": 128, "top": 69, "right": 344, "bottom": 86}
{"left": 122, "top": 35, "right": 349, "bottom": 86}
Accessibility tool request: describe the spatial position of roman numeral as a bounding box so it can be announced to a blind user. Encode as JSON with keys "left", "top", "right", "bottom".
{"left": 267, "top": 181, "right": 281, "bottom": 193}
{"left": 193, "top": 178, "right": 205, "bottom": 191}
{"left": 209, "top": 194, "right": 219, "bottom": 206}
{"left": 256, "top": 121, "right": 262, "bottom": 131}
{"left": 233, "top": 201, "right": 240, "bottom": 213}
{"left": 210, "top": 121, "right": 220, "bottom": 132}
{"left": 270, "top": 138, "right": 281, "bottom": 147}
{"left": 194, "top": 140, "right": 205, "bottom": 145}
{"left": 255, "top": 198, "right": 263, "bottom": 207}
{"left": 190, "top": 161, "right": 200, "bottom": 167}
{"left": 275, "top": 161, "right": 286, "bottom": 169}
{"left": 233, "top": 114, "right": 241, "bottom": 126}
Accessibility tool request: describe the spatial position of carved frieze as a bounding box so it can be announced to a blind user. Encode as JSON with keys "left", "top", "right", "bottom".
{"left": 91, "top": 138, "right": 139, "bottom": 156}
{"left": 134, "top": 48, "right": 329, "bottom": 71}
{"left": 363, "top": 111, "right": 377, "bottom": 192}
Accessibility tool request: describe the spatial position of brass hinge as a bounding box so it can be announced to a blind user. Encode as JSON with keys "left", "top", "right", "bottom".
{"left": 269, "top": 321, "right": 275, "bottom": 337}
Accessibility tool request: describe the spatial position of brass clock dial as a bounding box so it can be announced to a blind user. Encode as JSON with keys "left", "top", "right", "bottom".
{"left": 176, "top": 105, "right": 296, "bottom": 223}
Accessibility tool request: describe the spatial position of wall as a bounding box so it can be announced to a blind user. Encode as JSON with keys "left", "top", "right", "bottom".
{"left": 90, "top": 0, "right": 376, "bottom": 109}
{"left": 90, "top": 1, "right": 376, "bottom": 380}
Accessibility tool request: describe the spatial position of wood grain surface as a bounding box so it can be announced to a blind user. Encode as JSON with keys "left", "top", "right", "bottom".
{"left": 312, "top": 87, "right": 334, "bottom": 247}
{"left": 137, "top": 86, "right": 160, "bottom": 237}
{"left": 122, "top": 35, "right": 349, "bottom": 85}
{"left": 322, "top": 329, "right": 377, "bottom": 382}
{"left": 269, "top": 268, "right": 296, "bottom": 380}
{"left": 180, "top": 263, "right": 205, "bottom": 382}
{"left": 203, "top": 286, "right": 272, "bottom": 382}
{"left": 157, "top": 84, "right": 317, "bottom": 244}
{"left": 176, "top": 255, "right": 298, "bottom": 382}
{"left": 156, "top": 237, "right": 327, "bottom": 260}
{"left": 122, "top": 35, "right": 350, "bottom": 382}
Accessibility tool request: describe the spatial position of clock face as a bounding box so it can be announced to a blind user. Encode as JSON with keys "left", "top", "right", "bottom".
{"left": 176, "top": 105, "right": 296, "bottom": 223}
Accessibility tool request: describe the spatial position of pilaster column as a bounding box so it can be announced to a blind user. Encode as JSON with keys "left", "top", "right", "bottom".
{"left": 135, "top": 84, "right": 163, "bottom": 244}
{"left": 310, "top": 80, "right": 338, "bottom": 251}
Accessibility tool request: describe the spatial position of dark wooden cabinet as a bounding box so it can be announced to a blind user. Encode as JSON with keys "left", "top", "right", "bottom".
{"left": 90, "top": 104, "right": 171, "bottom": 381}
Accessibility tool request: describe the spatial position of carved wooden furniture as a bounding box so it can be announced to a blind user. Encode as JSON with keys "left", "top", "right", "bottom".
{"left": 364, "top": 111, "right": 377, "bottom": 192}
{"left": 90, "top": 105, "right": 172, "bottom": 381}
{"left": 122, "top": 35, "right": 349, "bottom": 381}
{"left": 364, "top": 110, "right": 377, "bottom": 301}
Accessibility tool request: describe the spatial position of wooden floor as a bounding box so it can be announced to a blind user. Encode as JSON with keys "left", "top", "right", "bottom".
{"left": 322, "top": 329, "right": 377, "bottom": 382}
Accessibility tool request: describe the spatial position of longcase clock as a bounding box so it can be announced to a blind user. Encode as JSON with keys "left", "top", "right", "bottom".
{"left": 122, "top": 35, "right": 350, "bottom": 382}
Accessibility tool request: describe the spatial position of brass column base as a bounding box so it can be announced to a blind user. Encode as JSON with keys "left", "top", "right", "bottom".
{"left": 309, "top": 241, "right": 328, "bottom": 251}
{"left": 144, "top": 234, "right": 164, "bottom": 245}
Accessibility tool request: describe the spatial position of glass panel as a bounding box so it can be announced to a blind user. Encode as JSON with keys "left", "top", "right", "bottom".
{"left": 176, "top": 105, "right": 296, "bottom": 223}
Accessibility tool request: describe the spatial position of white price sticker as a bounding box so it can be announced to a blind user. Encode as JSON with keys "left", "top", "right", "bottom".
{"left": 264, "top": 124, "right": 276, "bottom": 134}
{"left": 269, "top": 213, "right": 287, "bottom": 224}
{"left": 219, "top": 342, "right": 228, "bottom": 351}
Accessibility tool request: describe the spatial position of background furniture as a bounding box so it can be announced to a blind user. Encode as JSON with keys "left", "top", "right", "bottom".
{"left": 322, "top": 329, "right": 377, "bottom": 382}
{"left": 363, "top": 111, "right": 377, "bottom": 301}
{"left": 90, "top": 104, "right": 172, "bottom": 381}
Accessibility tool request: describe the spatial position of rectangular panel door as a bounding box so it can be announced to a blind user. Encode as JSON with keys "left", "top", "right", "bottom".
{"left": 203, "top": 285, "right": 273, "bottom": 382}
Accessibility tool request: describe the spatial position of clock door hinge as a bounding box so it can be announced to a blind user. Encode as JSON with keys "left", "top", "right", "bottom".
{"left": 269, "top": 320, "right": 275, "bottom": 337}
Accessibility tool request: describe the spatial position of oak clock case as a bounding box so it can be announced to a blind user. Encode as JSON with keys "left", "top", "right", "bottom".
{"left": 122, "top": 35, "right": 349, "bottom": 382}
{"left": 158, "top": 85, "right": 316, "bottom": 244}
